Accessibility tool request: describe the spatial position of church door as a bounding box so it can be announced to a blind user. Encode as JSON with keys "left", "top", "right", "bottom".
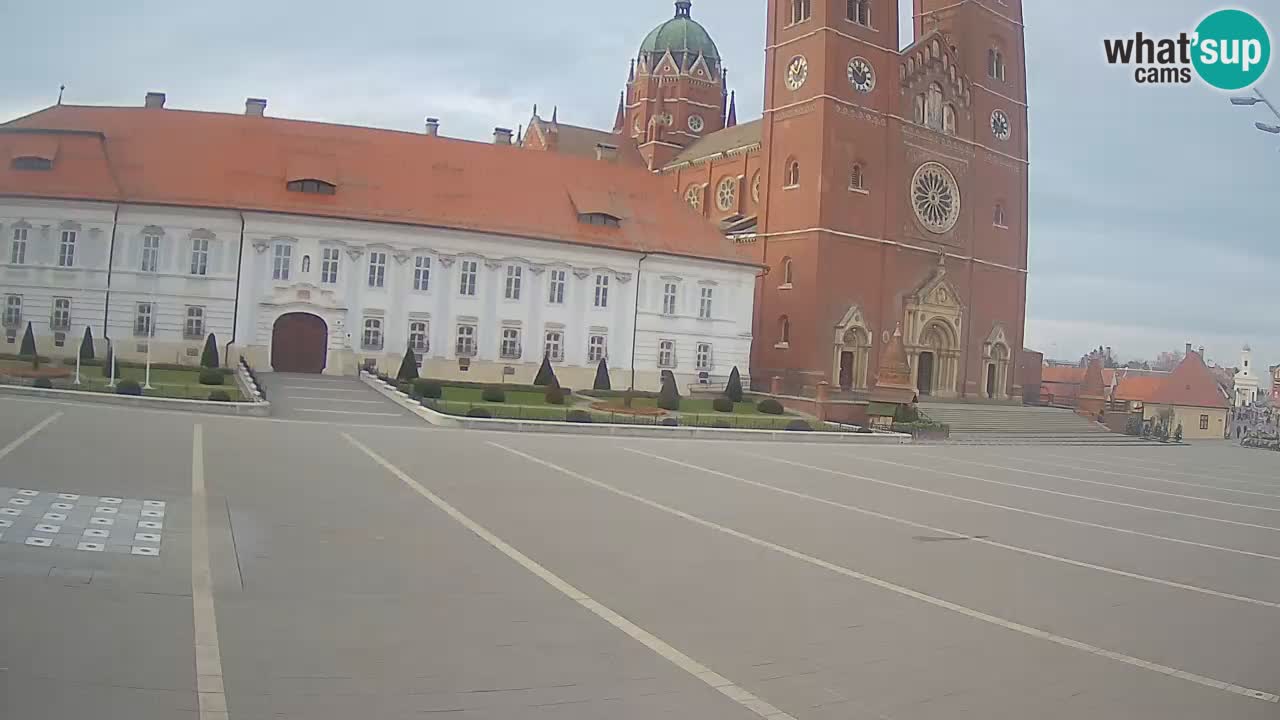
{"left": 272, "top": 313, "right": 328, "bottom": 373}
{"left": 986, "top": 363, "right": 997, "bottom": 398}
{"left": 917, "top": 352, "right": 935, "bottom": 396}
{"left": 839, "top": 352, "right": 855, "bottom": 390}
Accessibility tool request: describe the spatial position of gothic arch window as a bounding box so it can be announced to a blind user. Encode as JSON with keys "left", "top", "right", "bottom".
{"left": 942, "top": 105, "right": 957, "bottom": 136}
{"left": 781, "top": 257, "right": 794, "bottom": 287}
{"left": 778, "top": 316, "right": 792, "bottom": 346}
{"left": 930, "top": 39, "right": 941, "bottom": 59}
{"left": 301, "top": 255, "right": 311, "bottom": 274}
{"left": 926, "top": 83, "right": 944, "bottom": 130}
{"left": 914, "top": 94, "right": 926, "bottom": 125}
{"left": 994, "top": 203, "right": 1007, "bottom": 227}
{"left": 784, "top": 158, "right": 801, "bottom": 188}
{"left": 791, "top": 0, "right": 811, "bottom": 24}
{"left": 849, "top": 163, "right": 865, "bottom": 191}
{"left": 988, "top": 47, "right": 1006, "bottom": 81}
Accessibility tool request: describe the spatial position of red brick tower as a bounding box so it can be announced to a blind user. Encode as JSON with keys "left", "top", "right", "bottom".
{"left": 625, "top": 1, "right": 728, "bottom": 170}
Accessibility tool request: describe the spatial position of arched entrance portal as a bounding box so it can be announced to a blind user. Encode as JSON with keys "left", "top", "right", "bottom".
{"left": 272, "top": 313, "right": 328, "bottom": 373}
{"left": 917, "top": 352, "right": 936, "bottom": 396}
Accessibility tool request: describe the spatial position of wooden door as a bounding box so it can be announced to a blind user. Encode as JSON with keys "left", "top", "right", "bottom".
{"left": 271, "top": 313, "right": 328, "bottom": 373}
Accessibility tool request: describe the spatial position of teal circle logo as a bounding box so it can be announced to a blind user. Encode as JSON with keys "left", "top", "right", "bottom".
{"left": 1192, "top": 9, "right": 1271, "bottom": 90}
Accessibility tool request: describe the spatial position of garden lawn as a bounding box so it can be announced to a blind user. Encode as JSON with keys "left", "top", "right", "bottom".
{"left": 440, "top": 386, "right": 555, "bottom": 406}
{"left": 595, "top": 396, "right": 790, "bottom": 416}
{"left": 0, "top": 362, "right": 245, "bottom": 401}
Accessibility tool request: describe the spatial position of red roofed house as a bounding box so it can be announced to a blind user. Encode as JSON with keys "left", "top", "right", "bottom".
{"left": 1145, "top": 346, "right": 1231, "bottom": 440}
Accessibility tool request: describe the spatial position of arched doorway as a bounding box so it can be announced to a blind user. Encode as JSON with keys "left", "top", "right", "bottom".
{"left": 986, "top": 363, "right": 997, "bottom": 398}
{"left": 917, "top": 352, "right": 936, "bottom": 396}
{"left": 272, "top": 313, "right": 328, "bottom": 373}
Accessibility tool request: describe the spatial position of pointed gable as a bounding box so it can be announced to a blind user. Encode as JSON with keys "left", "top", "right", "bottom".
{"left": 1151, "top": 352, "right": 1230, "bottom": 409}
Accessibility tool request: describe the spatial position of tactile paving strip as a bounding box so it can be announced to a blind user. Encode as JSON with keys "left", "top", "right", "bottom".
{"left": 0, "top": 486, "right": 165, "bottom": 557}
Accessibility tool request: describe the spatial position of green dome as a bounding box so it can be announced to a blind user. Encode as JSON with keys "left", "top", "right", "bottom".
{"left": 638, "top": 1, "right": 721, "bottom": 72}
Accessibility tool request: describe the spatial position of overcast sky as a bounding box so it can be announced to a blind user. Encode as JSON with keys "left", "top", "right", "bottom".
{"left": 3, "top": 0, "right": 1276, "bottom": 380}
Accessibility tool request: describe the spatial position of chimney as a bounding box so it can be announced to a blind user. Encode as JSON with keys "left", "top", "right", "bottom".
{"left": 144, "top": 92, "right": 166, "bottom": 109}
{"left": 493, "top": 127, "right": 513, "bottom": 145}
{"left": 595, "top": 143, "right": 619, "bottom": 162}
{"left": 245, "top": 98, "right": 267, "bottom": 117}
{"left": 424, "top": 117, "right": 440, "bottom": 137}
{"left": 1185, "top": 342, "right": 1193, "bottom": 357}
{"left": 1199, "top": 346, "right": 1205, "bottom": 357}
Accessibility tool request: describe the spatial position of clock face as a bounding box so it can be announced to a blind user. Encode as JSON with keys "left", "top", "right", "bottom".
{"left": 847, "top": 57, "right": 875, "bottom": 93}
{"left": 688, "top": 114, "right": 704, "bottom": 133}
{"left": 991, "top": 110, "right": 1011, "bottom": 141}
{"left": 785, "top": 56, "right": 809, "bottom": 91}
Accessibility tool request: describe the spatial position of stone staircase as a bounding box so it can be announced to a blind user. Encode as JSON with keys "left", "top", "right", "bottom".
{"left": 919, "top": 402, "right": 1153, "bottom": 444}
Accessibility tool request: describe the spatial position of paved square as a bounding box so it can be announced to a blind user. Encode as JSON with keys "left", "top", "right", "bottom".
{"left": 0, "top": 485, "right": 167, "bottom": 558}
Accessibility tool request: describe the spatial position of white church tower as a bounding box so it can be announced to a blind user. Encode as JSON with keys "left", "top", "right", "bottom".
{"left": 1234, "top": 345, "right": 1261, "bottom": 406}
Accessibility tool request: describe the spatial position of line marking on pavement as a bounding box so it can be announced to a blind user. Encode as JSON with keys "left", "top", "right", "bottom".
{"left": 946, "top": 455, "right": 1280, "bottom": 510}
{"left": 1032, "top": 452, "right": 1280, "bottom": 494}
{"left": 833, "top": 452, "right": 1280, "bottom": 533}
{"left": 285, "top": 397, "right": 388, "bottom": 404}
{"left": 0, "top": 412, "right": 61, "bottom": 462}
{"left": 280, "top": 386, "right": 369, "bottom": 393}
{"left": 749, "top": 453, "right": 1280, "bottom": 562}
{"left": 339, "top": 433, "right": 798, "bottom": 720}
{"left": 191, "top": 425, "right": 228, "bottom": 720}
{"left": 625, "top": 448, "right": 1280, "bottom": 610}
{"left": 494, "top": 442, "right": 1278, "bottom": 704}
{"left": 293, "top": 408, "right": 404, "bottom": 417}
{"left": 1108, "top": 454, "right": 1280, "bottom": 483}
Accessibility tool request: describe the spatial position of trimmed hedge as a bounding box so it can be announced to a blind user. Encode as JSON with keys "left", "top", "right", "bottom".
{"left": 566, "top": 410, "right": 593, "bottom": 424}
{"left": 466, "top": 408, "right": 493, "bottom": 419}
{"left": 660, "top": 418, "right": 679, "bottom": 427}
{"left": 712, "top": 397, "right": 734, "bottom": 413}
{"left": 577, "top": 389, "right": 657, "bottom": 400}
{"left": 208, "top": 390, "right": 232, "bottom": 402}
{"left": 34, "top": 378, "right": 53, "bottom": 389}
{"left": 481, "top": 387, "right": 507, "bottom": 403}
{"left": 116, "top": 379, "right": 143, "bottom": 396}
{"left": 545, "top": 384, "right": 566, "bottom": 406}
{"left": 785, "top": 420, "right": 813, "bottom": 432}
{"left": 413, "top": 379, "right": 443, "bottom": 399}
{"left": 198, "top": 369, "right": 225, "bottom": 386}
{"left": 756, "top": 398, "right": 785, "bottom": 415}
{"left": 712, "top": 420, "right": 732, "bottom": 429}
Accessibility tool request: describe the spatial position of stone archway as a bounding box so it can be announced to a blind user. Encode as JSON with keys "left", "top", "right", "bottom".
{"left": 913, "top": 320, "right": 959, "bottom": 397}
{"left": 832, "top": 305, "right": 872, "bottom": 391}
{"left": 271, "top": 313, "right": 328, "bottom": 373}
{"left": 982, "top": 325, "right": 1012, "bottom": 400}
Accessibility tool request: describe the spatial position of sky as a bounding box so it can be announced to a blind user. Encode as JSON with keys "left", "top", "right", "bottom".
{"left": 2, "top": 0, "right": 1276, "bottom": 381}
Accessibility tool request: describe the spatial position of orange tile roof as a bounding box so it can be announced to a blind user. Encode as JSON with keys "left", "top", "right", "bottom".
{"left": 1150, "top": 352, "right": 1230, "bottom": 409}
{"left": 1, "top": 104, "right": 754, "bottom": 266}
{"left": 1114, "top": 375, "right": 1165, "bottom": 403}
{"left": 1041, "top": 367, "right": 1085, "bottom": 384}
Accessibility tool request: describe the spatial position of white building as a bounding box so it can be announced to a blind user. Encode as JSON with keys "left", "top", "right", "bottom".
{"left": 1234, "top": 345, "right": 1261, "bottom": 407}
{"left": 0, "top": 95, "right": 757, "bottom": 391}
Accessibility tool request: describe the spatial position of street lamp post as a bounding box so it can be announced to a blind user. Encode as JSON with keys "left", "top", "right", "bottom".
{"left": 1230, "top": 88, "right": 1280, "bottom": 136}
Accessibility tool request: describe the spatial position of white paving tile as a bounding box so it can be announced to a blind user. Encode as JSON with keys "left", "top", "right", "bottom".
{"left": 143, "top": 500, "right": 166, "bottom": 508}
{"left": 7, "top": 498, "right": 31, "bottom": 506}
{"left": 0, "top": 508, "right": 21, "bottom": 516}
{"left": 50, "top": 502, "right": 73, "bottom": 511}
{"left": 141, "top": 509, "right": 164, "bottom": 518}
{"left": 56, "top": 493, "right": 80, "bottom": 500}
{"left": 34, "top": 524, "right": 61, "bottom": 534}
{"left": 94, "top": 507, "right": 119, "bottom": 515}
{"left": 138, "top": 520, "right": 163, "bottom": 530}
{"left": 77, "top": 542, "right": 105, "bottom": 552}
{"left": 89, "top": 517, "right": 114, "bottom": 526}
{"left": 130, "top": 546, "right": 159, "bottom": 556}
{"left": 82, "top": 528, "right": 109, "bottom": 538}
{"left": 0, "top": 519, "right": 11, "bottom": 528}
{"left": 24, "top": 537, "right": 52, "bottom": 547}
{"left": 16, "top": 489, "right": 39, "bottom": 497}
{"left": 99, "top": 497, "right": 123, "bottom": 504}
{"left": 42, "top": 513, "right": 67, "bottom": 522}
{"left": 133, "top": 533, "right": 161, "bottom": 543}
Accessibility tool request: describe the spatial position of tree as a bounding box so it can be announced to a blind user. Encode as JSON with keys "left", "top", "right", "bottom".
{"left": 1152, "top": 350, "right": 1185, "bottom": 372}
{"left": 592, "top": 357, "right": 611, "bottom": 391}
{"left": 18, "top": 322, "right": 36, "bottom": 358}
{"left": 79, "top": 326, "right": 95, "bottom": 361}
{"left": 725, "top": 366, "right": 744, "bottom": 403}
{"left": 1173, "top": 423, "right": 1184, "bottom": 443}
{"left": 200, "top": 334, "right": 220, "bottom": 368}
{"left": 533, "top": 354, "right": 559, "bottom": 387}
{"left": 396, "top": 343, "right": 420, "bottom": 382}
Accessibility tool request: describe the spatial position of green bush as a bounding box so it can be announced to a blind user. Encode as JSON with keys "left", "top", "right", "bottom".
{"left": 18, "top": 322, "right": 36, "bottom": 358}
{"left": 413, "top": 379, "right": 443, "bottom": 399}
{"left": 785, "top": 420, "right": 813, "bottom": 432}
{"left": 198, "top": 369, "right": 225, "bottom": 386}
{"left": 481, "top": 387, "right": 507, "bottom": 403}
{"left": 396, "top": 344, "right": 419, "bottom": 382}
{"left": 34, "top": 377, "right": 53, "bottom": 389}
{"left": 208, "top": 390, "right": 232, "bottom": 402}
{"left": 757, "top": 398, "right": 784, "bottom": 415}
{"left": 566, "top": 410, "right": 592, "bottom": 424}
{"left": 545, "top": 384, "right": 566, "bottom": 405}
{"left": 534, "top": 355, "right": 559, "bottom": 387}
{"left": 657, "top": 373, "right": 680, "bottom": 412}
{"left": 577, "top": 389, "right": 658, "bottom": 400}
{"left": 79, "top": 327, "right": 95, "bottom": 361}
{"left": 725, "top": 366, "right": 744, "bottom": 403}
{"left": 712, "top": 420, "right": 732, "bottom": 429}
{"left": 894, "top": 404, "right": 920, "bottom": 423}
{"left": 116, "top": 379, "right": 143, "bottom": 396}
{"left": 712, "top": 397, "right": 734, "bottom": 413}
{"left": 661, "top": 418, "right": 679, "bottom": 427}
{"left": 201, "top": 334, "right": 220, "bottom": 369}
{"left": 396, "top": 382, "right": 412, "bottom": 394}
{"left": 466, "top": 408, "right": 493, "bottom": 419}
{"left": 593, "top": 357, "right": 611, "bottom": 391}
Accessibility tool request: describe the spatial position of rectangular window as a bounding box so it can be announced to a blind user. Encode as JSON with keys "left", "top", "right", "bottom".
{"left": 272, "top": 243, "right": 291, "bottom": 281}
{"left": 504, "top": 265, "right": 522, "bottom": 300}
{"left": 500, "top": 327, "right": 522, "bottom": 359}
{"left": 847, "top": 0, "right": 870, "bottom": 26}
{"left": 185, "top": 306, "right": 205, "bottom": 339}
{"left": 141, "top": 234, "right": 160, "bottom": 272}
{"left": 190, "top": 237, "right": 210, "bottom": 276}
{"left": 368, "top": 252, "right": 386, "bottom": 288}
{"left": 2, "top": 295, "right": 21, "bottom": 328}
{"left": 459, "top": 260, "right": 478, "bottom": 296}
{"left": 658, "top": 340, "right": 676, "bottom": 368}
{"left": 588, "top": 334, "right": 607, "bottom": 364}
{"left": 699, "top": 287, "right": 714, "bottom": 320}
{"left": 544, "top": 330, "right": 564, "bottom": 362}
{"left": 58, "top": 230, "right": 76, "bottom": 267}
{"left": 9, "top": 227, "right": 26, "bottom": 265}
{"left": 456, "top": 324, "right": 477, "bottom": 356}
{"left": 1200, "top": 415, "right": 1210, "bottom": 431}
{"left": 548, "top": 269, "right": 566, "bottom": 304}
{"left": 662, "top": 283, "right": 678, "bottom": 315}
{"left": 50, "top": 298, "right": 71, "bottom": 332}
{"left": 362, "top": 318, "right": 383, "bottom": 349}
{"left": 594, "top": 274, "right": 609, "bottom": 308}
{"left": 696, "top": 342, "right": 713, "bottom": 371}
{"left": 791, "top": 0, "right": 811, "bottom": 24}
{"left": 134, "top": 302, "right": 154, "bottom": 337}
{"left": 414, "top": 256, "right": 431, "bottom": 292}
{"left": 408, "top": 320, "right": 430, "bottom": 353}
{"left": 321, "top": 248, "right": 340, "bottom": 284}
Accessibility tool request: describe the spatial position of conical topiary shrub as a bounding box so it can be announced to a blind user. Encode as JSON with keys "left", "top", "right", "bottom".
{"left": 18, "top": 322, "right": 36, "bottom": 358}
{"left": 533, "top": 354, "right": 559, "bottom": 387}
{"left": 396, "top": 343, "right": 420, "bottom": 382}
{"left": 725, "top": 366, "right": 743, "bottom": 403}
{"left": 79, "top": 326, "right": 96, "bottom": 361}
{"left": 593, "top": 357, "right": 611, "bottom": 391}
{"left": 201, "top": 334, "right": 220, "bottom": 368}
{"left": 657, "top": 371, "right": 681, "bottom": 412}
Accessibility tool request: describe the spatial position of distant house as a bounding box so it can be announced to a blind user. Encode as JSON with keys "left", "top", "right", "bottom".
{"left": 1145, "top": 349, "right": 1231, "bottom": 440}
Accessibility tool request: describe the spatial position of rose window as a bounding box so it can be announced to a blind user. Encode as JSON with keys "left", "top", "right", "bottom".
{"left": 911, "top": 162, "right": 961, "bottom": 233}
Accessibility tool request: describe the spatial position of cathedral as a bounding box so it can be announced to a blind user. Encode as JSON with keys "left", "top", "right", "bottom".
{"left": 525, "top": 0, "right": 1029, "bottom": 400}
